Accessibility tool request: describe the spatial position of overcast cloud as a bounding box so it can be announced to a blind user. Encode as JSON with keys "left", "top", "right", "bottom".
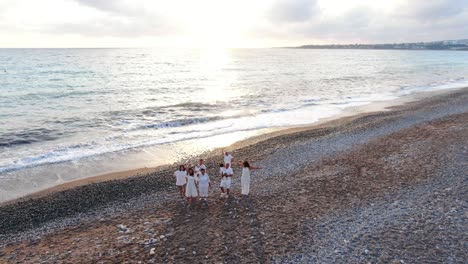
{"left": 267, "top": 0, "right": 320, "bottom": 23}
{"left": 258, "top": 0, "right": 468, "bottom": 44}
{"left": 0, "top": 0, "right": 467, "bottom": 47}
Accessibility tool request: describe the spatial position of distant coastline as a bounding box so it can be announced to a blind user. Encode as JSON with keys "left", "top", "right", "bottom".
{"left": 290, "top": 39, "right": 468, "bottom": 51}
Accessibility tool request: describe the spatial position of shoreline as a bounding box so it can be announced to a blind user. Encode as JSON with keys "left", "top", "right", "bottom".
{"left": 1, "top": 87, "right": 467, "bottom": 262}
{"left": 3, "top": 86, "right": 467, "bottom": 206}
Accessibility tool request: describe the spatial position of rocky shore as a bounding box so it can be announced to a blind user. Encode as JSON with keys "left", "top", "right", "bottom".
{"left": 1, "top": 88, "right": 467, "bottom": 263}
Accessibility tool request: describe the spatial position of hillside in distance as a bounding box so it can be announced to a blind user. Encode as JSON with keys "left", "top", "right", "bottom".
{"left": 293, "top": 39, "right": 468, "bottom": 50}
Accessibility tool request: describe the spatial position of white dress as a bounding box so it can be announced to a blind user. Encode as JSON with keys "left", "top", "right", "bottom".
{"left": 185, "top": 175, "right": 198, "bottom": 197}
{"left": 198, "top": 173, "right": 210, "bottom": 197}
{"left": 241, "top": 167, "right": 251, "bottom": 195}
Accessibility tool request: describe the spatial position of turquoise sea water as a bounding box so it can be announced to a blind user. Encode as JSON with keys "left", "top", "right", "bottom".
{"left": 1, "top": 48, "right": 468, "bottom": 200}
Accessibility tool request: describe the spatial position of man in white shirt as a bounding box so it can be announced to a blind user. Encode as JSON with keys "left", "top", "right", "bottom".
{"left": 223, "top": 151, "right": 234, "bottom": 167}
{"left": 220, "top": 163, "right": 233, "bottom": 198}
{"left": 194, "top": 159, "right": 206, "bottom": 181}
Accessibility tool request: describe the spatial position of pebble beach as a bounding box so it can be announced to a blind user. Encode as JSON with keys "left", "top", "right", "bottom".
{"left": 1, "top": 88, "right": 467, "bottom": 263}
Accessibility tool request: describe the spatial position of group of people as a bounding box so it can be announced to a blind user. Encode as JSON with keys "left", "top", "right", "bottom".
{"left": 174, "top": 151, "right": 261, "bottom": 204}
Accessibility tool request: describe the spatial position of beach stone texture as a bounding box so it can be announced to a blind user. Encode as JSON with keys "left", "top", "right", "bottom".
{"left": 0, "top": 89, "right": 467, "bottom": 263}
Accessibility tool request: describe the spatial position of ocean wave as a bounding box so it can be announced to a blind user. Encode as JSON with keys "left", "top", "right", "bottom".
{"left": 398, "top": 78, "right": 468, "bottom": 95}
{"left": 106, "top": 102, "right": 224, "bottom": 119}
{"left": 0, "top": 128, "right": 62, "bottom": 147}
{"left": 259, "top": 98, "right": 323, "bottom": 114}
{"left": 38, "top": 70, "right": 94, "bottom": 75}
{"left": 16, "top": 90, "right": 102, "bottom": 100}
{"left": 0, "top": 101, "right": 345, "bottom": 174}
{"left": 0, "top": 125, "right": 269, "bottom": 174}
{"left": 260, "top": 108, "right": 289, "bottom": 113}
{"left": 160, "top": 102, "right": 224, "bottom": 111}
{"left": 0, "top": 143, "right": 93, "bottom": 174}
{"left": 2, "top": 48, "right": 468, "bottom": 178}
{"left": 141, "top": 116, "right": 224, "bottom": 129}
{"left": 301, "top": 98, "right": 322, "bottom": 106}
{"left": 1, "top": 76, "right": 466, "bottom": 174}
{"left": 322, "top": 76, "right": 370, "bottom": 83}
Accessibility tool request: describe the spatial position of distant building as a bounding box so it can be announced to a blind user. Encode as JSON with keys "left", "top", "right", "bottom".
{"left": 294, "top": 39, "right": 468, "bottom": 51}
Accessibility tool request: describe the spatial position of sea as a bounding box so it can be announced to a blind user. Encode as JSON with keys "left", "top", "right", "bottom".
{"left": 1, "top": 48, "right": 468, "bottom": 201}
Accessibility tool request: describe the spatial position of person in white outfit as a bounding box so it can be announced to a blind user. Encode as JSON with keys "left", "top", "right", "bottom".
{"left": 223, "top": 150, "right": 234, "bottom": 167}
{"left": 185, "top": 167, "right": 198, "bottom": 204}
{"left": 194, "top": 159, "right": 206, "bottom": 182}
{"left": 239, "top": 160, "right": 261, "bottom": 196}
{"left": 220, "top": 163, "right": 234, "bottom": 198}
{"left": 174, "top": 165, "right": 187, "bottom": 199}
{"left": 219, "top": 163, "right": 224, "bottom": 176}
{"left": 198, "top": 168, "right": 210, "bottom": 200}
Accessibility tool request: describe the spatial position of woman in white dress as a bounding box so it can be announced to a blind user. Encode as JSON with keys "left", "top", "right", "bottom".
{"left": 174, "top": 165, "right": 187, "bottom": 199}
{"left": 185, "top": 167, "right": 198, "bottom": 204}
{"left": 239, "top": 160, "right": 262, "bottom": 196}
{"left": 198, "top": 168, "right": 210, "bottom": 201}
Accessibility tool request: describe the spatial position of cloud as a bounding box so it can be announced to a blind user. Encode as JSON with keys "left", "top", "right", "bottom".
{"left": 73, "top": 0, "right": 142, "bottom": 15}
{"left": 254, "top": 0, "right": 468, "bottom": 45}
{"left": 296, "top": 7, "right": 379, "bottom": 42}
{"left": 50, "top": 16, "right": 179, "bottom": 38}
{"left": 267, "top": 0, "right": 320, "bottom": 23}
{"left": 388, "top": 0, "right": 468, "bottom": 42}
{"left": 399, "top": 0, "right": 468, "bottom": 21}
{"left": 74, "top": 0, "right": 119, "bottom": 11}
{"left": 1, "top": 0, "right": 468, "bottom": 47}
{"left": 45, "top": 0, "right": 180, "bottom": 38}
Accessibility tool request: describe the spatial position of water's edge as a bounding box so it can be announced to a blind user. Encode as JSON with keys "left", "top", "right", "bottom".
{"left": 2, "top": 86, "right": 466, "bottom": 204}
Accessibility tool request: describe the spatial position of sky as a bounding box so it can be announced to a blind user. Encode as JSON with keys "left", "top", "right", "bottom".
{"left": 0, "top": 0, "right": 467, "bottom": 48}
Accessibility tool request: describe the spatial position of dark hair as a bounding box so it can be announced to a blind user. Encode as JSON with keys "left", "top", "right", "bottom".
{"left": 243, "top": 161, "right": 250, "bottom": 168}
{"left": 179, "top": 165, "right": 186, "bottom": 171}
{"left": 219, "top": 163, "right": 224, "bottom": 167}
{"left": 188, "top": 168, "right": 195, "bottom": 176}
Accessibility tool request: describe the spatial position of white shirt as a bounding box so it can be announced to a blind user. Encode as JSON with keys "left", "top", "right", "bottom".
{"left": 224, "top": 154, "right": 233, "bottom": 164}
{"left": 221, "top": 167, "right": 233, "bottom": 177}
{"left": 194, "top": 164, "right": 206, "bottom": 175}
{"left": 175, "top": 170, "right": 187, "bottom": 185}
{"left": 199, "top": 173, "right": 210, "bottom": 185}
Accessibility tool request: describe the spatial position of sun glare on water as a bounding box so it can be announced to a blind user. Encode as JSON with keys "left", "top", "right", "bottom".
{"left": 195, "top": 48, "right": 241, "bottom": 103}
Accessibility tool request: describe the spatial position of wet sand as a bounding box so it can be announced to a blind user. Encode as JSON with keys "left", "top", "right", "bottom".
{"left": 0, "top": 88, "right": 467, "bottom": 263}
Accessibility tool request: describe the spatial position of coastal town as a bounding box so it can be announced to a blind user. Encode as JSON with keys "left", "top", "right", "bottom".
{"left": 295, "top": 39, "right": 468, "bottom": 50}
